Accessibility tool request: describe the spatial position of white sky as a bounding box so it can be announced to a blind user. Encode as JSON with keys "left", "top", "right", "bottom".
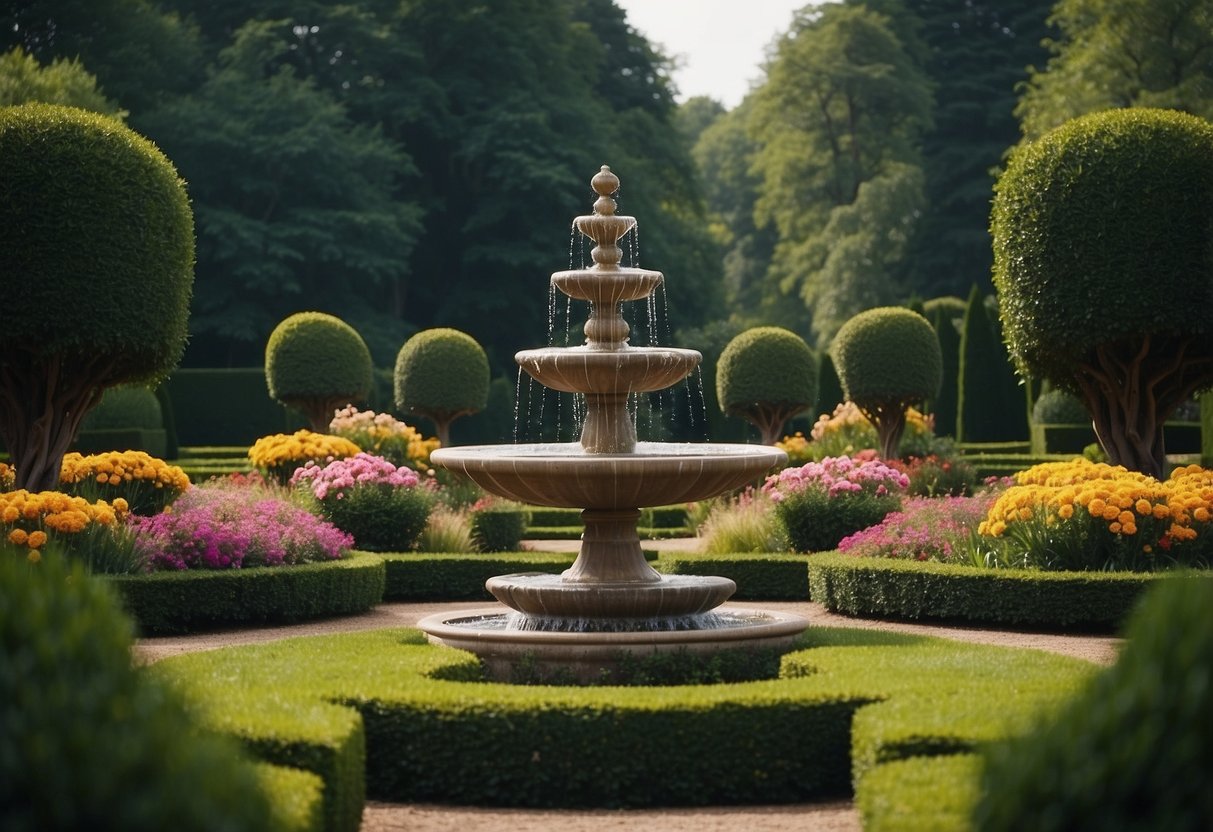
{"left": 614, "top": 0, "right": 811, "bottom": 109}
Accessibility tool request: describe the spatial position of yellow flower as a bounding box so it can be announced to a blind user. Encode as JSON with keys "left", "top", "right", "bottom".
{"left": 1134, "top": 499, "right": 1153, "bottom": 515}
{"left": 26, "top": 549, "right": 40, "bottom": 564}
{"left": 8, "top": 528, "right": 28, "bottom": 545}
{"left": 27, "top": 530, "right": 46, "bottom": 548}
{"left": 1057, "top": 503, "right": 1074, "bottom": 520}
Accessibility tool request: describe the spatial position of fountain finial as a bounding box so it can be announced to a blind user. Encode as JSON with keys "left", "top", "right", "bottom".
{"left": 591, "top": 165, "right": 619, "bottom": 216}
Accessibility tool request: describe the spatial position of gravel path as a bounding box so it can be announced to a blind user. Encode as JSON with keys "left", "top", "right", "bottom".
{"left": 134, "top": 541, "right": 1122, "bottom": 831}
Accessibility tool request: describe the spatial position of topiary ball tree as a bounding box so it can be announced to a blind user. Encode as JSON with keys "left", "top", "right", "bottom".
{"left": 992, "top": 108, "right": 1213, "bottom": 478}
{"left": 0, "top": 103, "right": 194, "bottom": 492}
{"left": 265, "top": 311, "right": 374, "bottom": 432}
{"left": 716, "top": 327, "right": 817, "bottom": 445}
{"left": 394, "top": 328, "right": 489, "bottom": 447}
{"left": 830, "top": 307, "right": 942, "bottom": 460}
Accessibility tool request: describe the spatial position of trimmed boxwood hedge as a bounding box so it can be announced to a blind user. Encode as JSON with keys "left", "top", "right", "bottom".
{"left": 256, "top": 764, "right": 326, "bottom": 832}
{"left": 153, "top": 626, "right": 1092, "bottom": 829}
{"left": 658, "top": 553, "right": 809, "bottom": 600}
{"left": 806, "top": 551, "right": 1187, "bottom": 630}
{"left": 378, "top": 552, "right": 576, "bottom": 600}
{"left": 856, "top": 753, "right": 983, "bottom": 832}
{"left": 109, "top": 552, "right": 385, "bottom": 635}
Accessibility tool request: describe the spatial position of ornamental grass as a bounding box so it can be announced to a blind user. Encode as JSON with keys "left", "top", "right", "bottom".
{"left": 974, "top": 459, "right": 1213, "bottom": 571}
{"left": 59, "top": 450, "right": 190, "bottom": 515}
{"left": 247, "top": 429, "right": 361, "bottom": 485}
{"left": 328, "top": 405, "right": 440, "bottom": 472}
{"left": 0, "top": 488, "right": 140, "bottom": 573}
{"left": 697, "top": 489, "right": 786, "bottom": 554}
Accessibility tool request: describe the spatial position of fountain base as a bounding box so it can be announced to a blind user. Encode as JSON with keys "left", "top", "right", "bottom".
{"left": 418, "top": 606, "right": 810, "bottom": 684}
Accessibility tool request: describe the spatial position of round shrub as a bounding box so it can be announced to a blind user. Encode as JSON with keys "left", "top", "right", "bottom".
{"left": 992, "top": 108, "right": 1213, "bottom": 476}
{"left": 830, "top": 308, "right": 941, "bottom": 460}
{"left": 0, "top": 103, "right": 193, "bottom": 491}
{"left": 974, "top": 576, "right": 1213, "bottom": 830}
{"left": 394, "top": 328, "right": 489, "bottom": 446}
{"left": 470, "top": 503, "right": 531, "bottom": 553}
{"left": 716, "top": 327, "right": 816, "bottom": 444}
{"left": 763, "top": 456, "right": 909, "bottom": 552}
{"left": 265, "top": 312, "right": 374, "bottom": 431}
{"left": 79, "top": 386, "right": 162, "bottom": 430}
{"left": 1032, "top": 389, "right": 1089, "bottom": 425}
{"left": 291, "top": 453, "right": 434, "bottom": 552}
{"left": 0, "top": 545, "right": 277, "bottom": 831}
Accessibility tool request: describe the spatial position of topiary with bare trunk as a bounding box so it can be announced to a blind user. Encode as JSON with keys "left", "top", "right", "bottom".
{"left": 0, "top": 103, "right": 194, "bottom": 492}
{"left": 830, "top": 307, "right": 941, "bottom": 461}
{"left": 992, "top": 108, "right": 1213, "bottom": 478}
{"left": 394, "top": 328, "right": 489, "bottom": 447}
{"left": 264, "top": 312, "right": 373, "bottom": 432}
{"left": 716, "top": 327, "right": 817, "bottom": 445}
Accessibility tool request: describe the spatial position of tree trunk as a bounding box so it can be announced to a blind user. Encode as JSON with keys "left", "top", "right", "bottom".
{"left": 0, "top": 352, "right": 108, "bottom": 492}
{"left": 856, "top": 399, "right": 908, "bottom": 462}
{"left": 1073, "top": 337, "right": 1213, "bottom": 479}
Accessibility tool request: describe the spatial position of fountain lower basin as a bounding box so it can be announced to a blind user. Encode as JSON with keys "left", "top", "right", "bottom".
{"left": 418, "top": 606, "right": 809, "bottom": 683}
{"left": 430, "top": 441, "right": 785, "bottom": 508}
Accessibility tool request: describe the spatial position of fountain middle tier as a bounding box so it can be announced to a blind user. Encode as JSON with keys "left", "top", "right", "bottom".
{"left": 515, "top": 345, "right": 701, "bottom": 395}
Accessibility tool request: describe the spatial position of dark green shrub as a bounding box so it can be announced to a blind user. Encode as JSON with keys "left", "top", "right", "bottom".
{"left": 265, "top": 312, "right": 373, "bottom": 432}
{"left": 830, "top": 308, "right": 942, "bottom": 459}
{"left": 956, "top": 285, "right": 1028, "bottom": 443}
{"left": 0, "top": 546, "right": 279, "bottom": 831}
{"left": 394, "top": 328, "right": 489, "bottom": 447}
{"left": 165, "top": 368, "right": 301, "bottom": 445}
{"left": 716, "top": 326, "right": 817, "bottom": 444}
{"left": 992, "top": 108, "right": 1213, "bottom": 477}
{"left": 776, "top": 488, "right": 901, "bottom": 553}
{"left": 1031, "top": 388, "right": 1089, "bottom": 424}
{"left": 0, "top": 103, "right": 193, "bottom": 491}
{"left": 80, "top": 385, "right": 162, "bottom": 430}
{"left": 974, "top": 576, "right": 1213, "bottom": 830}
{"left": 317, "top": 486, "right": 433, "bottom": 552}
{"left": 927, "top": 301, "right": 961, "bottom": 438}
{"left": 471, "top": 504, "right": 530, "bottom": 552}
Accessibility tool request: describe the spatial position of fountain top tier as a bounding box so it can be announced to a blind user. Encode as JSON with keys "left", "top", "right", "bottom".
{"left": 517, "top": 166, "right": 701, "bottom": 453}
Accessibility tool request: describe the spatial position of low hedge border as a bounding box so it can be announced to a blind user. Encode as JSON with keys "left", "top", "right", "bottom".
{"left": 805, "top": 551, "right": 1199, "bottom": 630}
{"left": 109, "top": 552, "right": 386, "bottom": 636}
{"left": 658, "top": 552, "right": 809, "bottom": 600}
{"left": 380, "top": 551, "right": 791, "bottom": 602}
{"left": 152, "top": 626, "right": 1094, "bottom": 830}
{"left": 379, "top": 552, "right": 577, "bottom": 601}
{"left": 526, "top": 525, "right": 691, "bottom": 540}
{"left": 256, "top": 763, "right": 327, "bottom": 832}
{"left": 855, "top": 753, "right": 984, "bottom": 832}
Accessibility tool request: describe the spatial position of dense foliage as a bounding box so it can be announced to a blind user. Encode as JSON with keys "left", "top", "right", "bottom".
{"left": 1, "top": 0, "right": 722, "bottom": 378}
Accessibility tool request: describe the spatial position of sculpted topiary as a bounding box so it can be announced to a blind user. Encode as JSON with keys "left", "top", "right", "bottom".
{"left": 0, "top": 103, "right": 194, "bottom": 491}
{"left": 830, "top": 307, "right": 941, "bottom": 460}
{"left": 992, "top": 108, "right": 1213, "bottom": 477}
{"left": 394, "top": 328, "right": 489, "bottom": 447}
{"left": 79, "top": 385, "right": 163, "bottom": 431}
{"left": 716, "top": 327, "right": 817, "bottom": 445}
{"left": 265, "top": 312, "right": 373, "bottom": 431}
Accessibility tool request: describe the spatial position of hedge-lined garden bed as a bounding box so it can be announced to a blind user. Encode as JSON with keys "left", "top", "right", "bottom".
{"left": 658, "top": 552, "right": 810, "bottom": 600}
{"left": 806, "top": 551, "right": 1191, "bottom": 630}
{"left": 110, "top": 552, "right": 386, "bottom": 635}
{"left": 153, "top": 626, "right": 1095, "bottom": 831}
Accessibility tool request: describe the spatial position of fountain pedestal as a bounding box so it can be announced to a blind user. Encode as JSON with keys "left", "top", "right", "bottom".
{"left": 420, "top": 166, "right": 808, "bottom": 681}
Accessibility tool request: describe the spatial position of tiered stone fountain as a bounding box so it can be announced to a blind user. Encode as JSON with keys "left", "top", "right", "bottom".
{"left": 419, "top": 166, "right": 808, "bottom": 681}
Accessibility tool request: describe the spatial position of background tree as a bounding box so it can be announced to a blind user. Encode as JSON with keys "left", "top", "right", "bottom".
{"left": 1016, "top": 0, "right": 1213, "bottom": 140}
{"left": 749, "top": 3, "right": 934, "bottom": 347}
{"left": 395, "top": 329, "right": 490, "bottom": 447}
{"left": 716, "top": 327, "right": 817, "bottom": 445}
{"left": 264, "top": 312, "right": 374, "bottom": 432}
{"left": 991, "top": 108, "right": 1213, "bottom": 476}
{"left": 0, "top": 103, "right": 193, "bottom": 491}
{"left": 925, "top": 298, "right": 964, "bottom": 438}
{"left": 830, "top": 307, "right": 942, "bottom": 460}
{"left": 0, "top": 46, "right": 125, "bottom": 115}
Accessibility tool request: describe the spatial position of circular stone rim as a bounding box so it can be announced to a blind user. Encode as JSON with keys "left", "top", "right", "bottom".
{"left": 417, "top": 606, "right": 810, "bottom": 647}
